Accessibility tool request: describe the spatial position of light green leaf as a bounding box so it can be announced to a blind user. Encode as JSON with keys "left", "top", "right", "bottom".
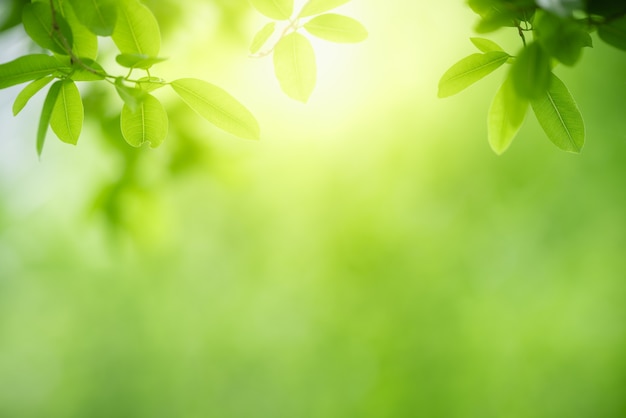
{"left": 304, "top": 13, "right": 367, "bottom": 43}
{"left": 50, "top": 80, "right": 83, "bottom": 145}
{"left": 470, "top": 37, "right": 504, "bottom": 53}
{"left": 13, "top": 76, "right": 55, "bottom": 116}
{"left": 115, "top": 78, "right": 147, "bottom": 112}
{"left": 22, "top": 2, "right": 74, "bottom": 55}
{"left": 598, "top": 16, "right": 626, "bottom": 51}
{"left": 112, "top": 0, "right": 161, "bottom": 57}
{"left": 250, "top": 0, "right": 293, "bottom": 20}
{"left": 171, "top": 78, "right": 260, "bottom": 140}
{"left": 0, "top": 54, "right": 64, "bottom": 90}
{"left": 273, "top": 32, "right": 317, "bottom": 102}
{"left": 250, "top": 22, "right": 275, "bottom": 54}
{"left": 61, "top": 1, "right": 99, "bottom": 60}
{"left": 531, "top": 73, "right": 584, "bottom": 153}
{"left": 299, "top": 0, "right": 351, "bottom": 18}
{"left": 510, "top": 42, "right": 552, "bottom": 100}
{"left": 136, "top": 77, "right": 167, "bottom": 92}
{"left": 120, "top": 93, "right": 168, "bottom": 148}
{"left": 488, "top": 73, "right": 528, "bottom": 154}
{"left": 37, "top": 81, "right": 62, "bottom": 156}
{"left": 68, "top": 0, "right": 117, "bottom": 36}
{"left": 116, "top": 53, "right": 167, "bottom": 69}
{"left": 69, "top": 59, "right": 106, "bottom": 81}
{"left": 438, "top": 51, "right": 509, "bottom": 98}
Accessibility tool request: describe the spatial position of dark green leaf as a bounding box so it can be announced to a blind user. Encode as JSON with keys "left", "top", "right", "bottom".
{"left": 598, "top": 16, "right": 626, "bottom": 52}
{"left": 534, "top": 10, "right": 592, "bottom": 66}
{"left": 531, "top": 73, "right": 584, "bottom": 153}
{"left": 120, "top": 93, "right": 168, "bottom": 148}
{"left": 438, "top": 51, "right": 510, "bottom": 98}
{"left": 37, "top": 81, "right": 62, "bottom": 156}
{"left": 510, "top": 42, "right": 552, "bottom": 100}
{"left": 304, "top": 13, "right": 368, "bottom": 43}
{"left": 13, "top": 76, "right": 54, "bottom": 116}
{"left": 67, "top": 0, "right": 117, "bottom": 36}
{"left": 0, "top": 54, "right": 64, "bottom": 90}
{"left": 273, "top": 32, "right": 317, "bottom": 102}
{"left": 22, "top": 2, "right": 73, "bottom": 56}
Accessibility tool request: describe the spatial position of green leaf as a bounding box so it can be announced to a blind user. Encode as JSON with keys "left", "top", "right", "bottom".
{"left": 250, "top": 0, "right": 293, "bottom": 20}
{"left": 22, "top": 2, "right": 74, "bottom": 56}
{"left": 488, "top": 73, "right": 528, "bottom": 154}
{"left": 438, "top": 51, "right": 509, "bottom": 98}
{"left": 470, "top": 37, "right": 504, "bottom": 53}
{"left": 171, "top": 78, "right": 260, "bottom": 140}
{"left": 0, "top": 54, "right": 64, "bottom": 90}
{"left": 303, "top": 13, "right": 368, "bottom": 43}
{"left": 115, "top": 78, "right": 147, "bottom": 112}
{"left": 531, "top": 73, "right": 584, "bottom": 153}
{"left": 510, "top": 42, "right": 552, "bottom": 100}
{"left": 13, "top": 76, "right": 55, "bottom": 116}
{"left": 37, "top": 81, "right": 62, "bottom": 156}
{"left": 69, "top": 59, "right": 106, "bottom": 81}
{"left": 273, "top": 32, "right": 317, "bottom": 102}
{"left": 50, "top": 80, "right": 83, "bottom": 145}
{"left": 116, "top": 53, "right": 167, "bottom": 69}
{"left": 120, "top": 93, "right": 168, "bottom": 148}
{"left": 250, "top": 22, "right": 275, "bottom": 54}
{"left": 112, "top": 0, "right": 161, "bottom": 57}
{"left": 136, "top": 77, "right": 167, "bottom": 92}
{"left": 534, "top": 10, "right": 592, "bottom": 66}
{"left": 61, "top": 1, "right": 99, "bottom": 60}
{"left": 598, "top": 16, "right": 626, "bottom": 52}
{"left": 299, "top": 0, "right": 351, "bottom": 18}
{"left": 67, "top": 0, "right": 117, "bottom": 36}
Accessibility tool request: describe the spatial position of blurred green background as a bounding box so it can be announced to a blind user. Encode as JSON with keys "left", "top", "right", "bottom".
{"left": 1, "top": 1, "right": 626, "bottom": 417}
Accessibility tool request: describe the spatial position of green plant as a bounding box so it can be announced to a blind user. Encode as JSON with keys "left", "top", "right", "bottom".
{"left": 248, "top": 0, "right": 367, "bottom": 102}
{"left": 0, "top": 0, "right": 260, "bottom": 155}
{"left": 439, "top": 0, "right": 626, "bottom": 154}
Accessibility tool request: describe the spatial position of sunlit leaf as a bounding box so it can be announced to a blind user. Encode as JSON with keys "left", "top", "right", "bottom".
{"left": 250, "top": 0, "right": 293, "bottom": 20}
{"left": 531, "top": 73, "right": 584, "bottom": 153}
{"left": 250, "top": 22, "right": 275, "bottom": 54}
{"left": 299, "top": 0, "right": 351, "bottom": 18}
{"left": 116, "top": 53, "right": 167, "bottom": 69}
{"left": 136, "top": 77, "right": 167, "bottom": 92}
{"left": 598, "top": 16, "right": 626, "bottom": 51}
{"left": 115, "top": 77, "right": 147, "bottom": 112}
{"left": 22, "top": 2, "right": 74, "bottom": 56}
{"left": 69, "top": 59, "right": 106, "bottom": 81}
{"left": 37, "top": 81, "right": 62, "bottom": 156}
{"left": 50, "top": 80, "right": 83, "bottom": 145}
{"left": 171, "top": 78, "right": 260, "bottom": 140}
{"left": 438, "top": 51, "right": 509, "bottom": 98}
{"left": 488, "top": 73, "right": 528, "bottom": 154}
{"left": 13, "top": 76, "right": 55, "bottom": 116}
{"left": 120, "top": 93, "right": 168, "bottom": 148}
{"left": 510, "top": 42, "right": 552, "bottom": 100}
{"left": 112, "top": 0, "right": 161, "bottom": 57}
{"left": 61, "top": 1, "right": 99, "bottom": 59}
{"left": 304, "top": 13, "right": 368, "bottom": 43}
{"left": 67, "top": 0, "right": 117, "bottom": 36}
{"left": 470, "top": 37, "right": 504, "bottom": 53}
{"left": 0, "top": 54, "right": 64, "bottom": 90}
{"left": 273, "top": 32, "right": 317, "bottom": 102}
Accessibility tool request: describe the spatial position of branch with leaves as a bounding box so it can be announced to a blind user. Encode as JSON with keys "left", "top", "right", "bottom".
{"left": 248, "top": 0, "right": 367, "bottom": 102}
{"left": 0, "top": 0, "right": 260, "bottom": 156}
{"left": 439, "top": 0, "right": 626, "bottom": 154}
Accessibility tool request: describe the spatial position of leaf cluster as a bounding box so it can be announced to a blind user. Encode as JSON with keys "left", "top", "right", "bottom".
{"left": 249, "top": 0, "right": 368, "bottom": 102}
{"left": 0, "top": 0, "right": 260, "bottom": 156}
{"left": 439, "top": 0, "right": 626, "bottom": 154}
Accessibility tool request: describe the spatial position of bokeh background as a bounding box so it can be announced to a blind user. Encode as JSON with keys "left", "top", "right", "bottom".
{"left": 1, "top": 0, "right": 626, "bottom": 417}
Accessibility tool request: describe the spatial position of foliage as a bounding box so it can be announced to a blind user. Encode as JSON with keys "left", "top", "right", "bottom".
{"left": 439, "top": 0, "right": 626, "bottom": 154}
{"left": 0, "top": 0, "right": 260, "bottom": 155}
{"left": 249, "top": 0, "right": 367, "bottom": 102}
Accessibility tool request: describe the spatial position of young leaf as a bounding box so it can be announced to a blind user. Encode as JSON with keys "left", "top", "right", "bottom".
{"left": 116, "top": 53, "right": 167, "bottom": 69}
{"left": 510, "top": 42, "right": 552, "bottom": 100}
{"left": 250, "top": 0, "right": 293, "bottom": 20}
{"left": 112, "top": 0, "right": 161, "bottom": 57}
{"left": 488, "top": 73, "right": 528, "bottom": 154}
{"left": 120, "top": 93, "right": 168, "bottom": 148}
{"left": 598, "top": 16, "right": 626, "bottom": 51}
{"left": 37, "top": 81, "right": 62, "bottom": 156}
{"left": 304, "top": 13, "right": 368, "bottom": 43}
{"left": 171, "top": 78, "right": 260, "bottom": 140}
{"left": 67, "top": 0, "right": 117, "bottom": 36}
{"left": 60, "top": 0, "right": 99, "bottom": 60}
{"left": 115, "top": 78, "right": 147, "bottom": 112}
{"left": 438, "top": 51, "right": 509, "bottom": 98}
{"left": 50, "top": 80, "right": 83, "bottom": 145}
{"left": 250, "top": 22, "right": 275, "bottom": 54}
{"left": 531, "top": 73, "right": 584, "bottom": 153}
{"left": 13, "top": 76, "right": 55, "bottom": 116}
{"left": 470, "top": 37, "right": 504, "bottom": 53}
{"left": 299, "top": 0, "right": 351, "bottom": 18}
{"left": 273, "top": 32, "right": 317, "bottom": 102}
{"left": 22, "top": 2, "right": 74, "bottom": 56}
{"left": 0, "top": 54, "right": 65, "bottom": 90}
